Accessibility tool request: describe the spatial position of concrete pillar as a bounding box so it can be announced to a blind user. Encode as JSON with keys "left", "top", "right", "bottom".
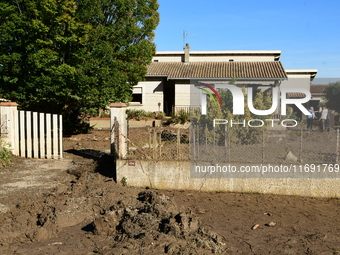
{"left": 0, "top": 102, "right": 19, "bottom": 155}
{"left": 109, "top": 103, "right": 127, "bottom": 159}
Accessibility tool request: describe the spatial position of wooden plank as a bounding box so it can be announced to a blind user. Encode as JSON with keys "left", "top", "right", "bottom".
{"left": 39, "top": 113, "right": 45, "bottom": 158}
{"left": 26, "top": 111, "right": 32, "bottom": 158}
{"left": 59, "top": 115, "right": 63, "bottom": 159}
{"left": 46, "top": 113, "right": 51, "bottom": 159}
{"left": 13, "top": 107, "right": 19, "bottom": 156}
{"left": 19, "top": 111, "right": 26, "bottom": 157}
{"left": 32, "top": 112, "right": 38, "bottom": 158}
{"left": 52, "top": 114, "right": 58, "bottom": 159}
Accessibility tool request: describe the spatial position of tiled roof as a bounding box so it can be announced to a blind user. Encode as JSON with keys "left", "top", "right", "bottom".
{"left": 146, "top": 61, "right": 287, "bottom": 79}
{"left": 286, "top": 93, "right": 307, "bottom": 98}
{"left": 311, "top": 84, "right": 327, "bottom": 94}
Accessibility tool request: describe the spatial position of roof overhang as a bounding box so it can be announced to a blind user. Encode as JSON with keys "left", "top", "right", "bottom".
{"left": 285, "top": 69, "right": 318, "bottom": 81}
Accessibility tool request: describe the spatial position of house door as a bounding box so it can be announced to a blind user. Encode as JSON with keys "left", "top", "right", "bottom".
{"left": 163, "top": 80, "right": 175, "bottom": 115}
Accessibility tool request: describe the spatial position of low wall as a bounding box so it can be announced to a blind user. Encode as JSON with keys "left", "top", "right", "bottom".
{"left": 116, "top": 160, "right": 340, "bottom": 198}
{"left": 89, "top": 118, "right": 162, "bottom": 129}
{"left": 89, "top": 118, "right": 110, "bottom": 129}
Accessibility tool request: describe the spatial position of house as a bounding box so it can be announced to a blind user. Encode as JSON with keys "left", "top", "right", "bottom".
{"left": 129, "top": 44, "right": 317, "bottom": 116}
{"left": 310, "top": 84, "right": 328, "bottom": 107}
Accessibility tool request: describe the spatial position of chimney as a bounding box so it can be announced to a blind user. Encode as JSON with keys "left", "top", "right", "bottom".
{"left": 184, "top": 43, "right": 190, "bottom": 63}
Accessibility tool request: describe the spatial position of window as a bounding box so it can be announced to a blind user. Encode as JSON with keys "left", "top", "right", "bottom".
{"left": 131, "top": 87, "right": 143, "bottom": 104}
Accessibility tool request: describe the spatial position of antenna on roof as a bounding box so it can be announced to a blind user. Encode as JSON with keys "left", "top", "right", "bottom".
{"left": 183, "top": 30, "right": 197, "bottom": 49}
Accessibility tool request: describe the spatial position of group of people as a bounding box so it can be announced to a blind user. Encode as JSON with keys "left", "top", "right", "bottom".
{"left": 307, "top": 106, "right": 330, "bottom": 131}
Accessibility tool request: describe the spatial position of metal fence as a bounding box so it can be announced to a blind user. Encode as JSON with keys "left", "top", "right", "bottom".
{"left": 125, "top": 127, "right": 189, "bottom": 160}
{"left": 192, "top": 127, "right": 340, "bottom": 164}
{"left": 123, "top": 126, "right": 340, "bottom": 164}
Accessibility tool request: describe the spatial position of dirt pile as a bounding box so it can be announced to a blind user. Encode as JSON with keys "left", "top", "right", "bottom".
{"left": 91, "top": 190, "right": 226, "bottom": 254}
{"left": 0, "top": 154, "right": 226, "bottom": 254}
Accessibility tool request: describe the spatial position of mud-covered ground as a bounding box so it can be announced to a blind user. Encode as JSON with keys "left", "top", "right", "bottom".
{"left": 0, "top": 130, "right": 339, "bottom": 255}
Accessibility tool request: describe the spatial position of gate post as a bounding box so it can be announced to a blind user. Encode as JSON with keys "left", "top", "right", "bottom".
{"left": 0, "top": 102, "right": 19, "bottom": 155}
{"left": 109, "top": 103, "right": 127, "bottom": 159}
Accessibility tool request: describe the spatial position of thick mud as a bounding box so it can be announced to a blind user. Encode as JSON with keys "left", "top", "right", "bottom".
{"left": 0, "top": 130, "right": 339, "bottom": 255}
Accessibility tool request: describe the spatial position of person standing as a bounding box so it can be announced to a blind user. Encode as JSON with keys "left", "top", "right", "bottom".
{"left": 319, "top": 106, "right": 329, "bottom": 132}
{"left": 307, "top": 106, "right": 316, "bottom": 130}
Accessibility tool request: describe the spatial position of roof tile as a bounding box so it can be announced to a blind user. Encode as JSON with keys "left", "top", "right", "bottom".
{"left": 310, "top": 84, "right": 328, "bottom": 94}
{"left": 146, "top": 61, "right": 287, "bottom": 79}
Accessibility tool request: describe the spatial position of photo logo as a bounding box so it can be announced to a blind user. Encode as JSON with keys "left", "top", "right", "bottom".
{"left": 195, "top": 83, "right": 312, "bottom": 116}
{"left": 196, "top": 83, "right": 222, "bottom": 106}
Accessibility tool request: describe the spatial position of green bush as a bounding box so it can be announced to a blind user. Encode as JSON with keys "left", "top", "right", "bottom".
{"left": 126, "top": 109, "right": 162, "bottom": 120}
{"left": 126, "top": 109, "right": 147, "bottom": 120}
{"left": 0, "top": 138, "right": 12, "bottom": 168}
{"left": 166, "top": 110, "right": 190, "bottom": 125}
{"left": 156, "top": 112, "right": 166, "bottom": 120}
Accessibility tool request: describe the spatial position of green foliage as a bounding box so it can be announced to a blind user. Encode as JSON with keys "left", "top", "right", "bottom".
{"left": 194, "top": 87, "right": 274, "bottom": 145}
{"left": 167, "top": 110, "right": 190, "bottom": 125}
{"left": 126, "top": 109, "right": 151, "bottom": 120}
{"left": 120, "top": 177, "right": 127, "bottom": 186}
{"left": 0, "top": 0, "right": 159, "bottom": 134}
{"left": 127, "top": 109, "right": 148, "bottom": 120}
{"left": 155, "top": 112, "right": 165, "bottom": 120}
{"left": 126, "top": 109, "right": 165, "bottom": 121}
{"left": 0, "top": 138, "right": 12, "bottom": 168}
{"left": 227, "top": 89, "right": 274, "bottom": 145}
{"left": 191, "top": 97, "right": 224, "bottom": 144}
{"left": 325, "top": 81, "right": 340, "bottom": 113}
{"left": 285, "top": 105, "right": 300, "bottom": 121}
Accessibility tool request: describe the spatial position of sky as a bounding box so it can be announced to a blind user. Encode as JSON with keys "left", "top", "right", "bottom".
{"left": 153, "top": 0, "right": 340, "bottom": 81}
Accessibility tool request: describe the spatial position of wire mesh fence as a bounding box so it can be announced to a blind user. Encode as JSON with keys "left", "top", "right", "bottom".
{"left": 123, "top": 125, "right": 340, "bottom": 164}
{"left": 125, "top": 127, "right": 189, "bottom": 160}
{"left": 191, "top": 127, "right": 340, "bottom": 164}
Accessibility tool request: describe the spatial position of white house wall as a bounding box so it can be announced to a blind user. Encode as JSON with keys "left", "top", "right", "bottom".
{"left": 129, "top": 81, "right": 164, "bottom": 112}
{"left": 175, "top": 83, "right": 191, "bottom": 108}
{"left": 152, "top": 55, "right": 277, "bottom": 63}
{"left": 280, "top": 74, "right": 311, "bottom": 90}
{"left": 152, "top": 55, "right": 182, "bottom": 62}
{"left": 189, "top": 55, "right": 277, "bottom": 62}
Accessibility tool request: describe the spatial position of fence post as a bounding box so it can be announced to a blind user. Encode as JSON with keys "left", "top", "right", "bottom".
{"left": 228, "top": 129, "right": 231, "bottom": 163}
{"left": 299, "top": 129, "right": 303, "bottom": 163}
{"left": 225, "top": 126, "right": 228, "bottom": 162}
{"left": 196, "top": 125, "right": 199, "bottom": 160}
{"left": 336, "top": 129, "right": 339, "bottom": 163}
{"left": 159, "top": 132, "right": 162, "bottom": 159}
{"left": 110, "top": 103, "right": 127, "bottom": 159}
{"left": 0, "top": 102, "right": 19, "bottom": 155}
{"left": 262, "top": 130, "right": 265, "bottom": 163}
{"left": 192, "top": 126, "right": 196, "bottom": 160}
{"left": 153, "top": 129, "right": 157, "bottom": 159}
{"left": 205, "top": 124, "right": 208, "bottom": 150}
{"left": 177, "top": 128, "right": 180, "bottom": 160}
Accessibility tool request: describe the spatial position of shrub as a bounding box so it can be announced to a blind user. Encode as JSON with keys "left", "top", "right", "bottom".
{"left": 126, "top": 109, "right": 147, "bottom": 120}
{"left": 127, "top": 109, "right": 164, "bottom": 121}
{"left": 166, "top": 110, "right": 190, "bottom": 125}
{"left": 0, "top": 138, "right": 12, "bottom": 168}
{"left": 156, "top": 112, "right": 165, "bottom": 120}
